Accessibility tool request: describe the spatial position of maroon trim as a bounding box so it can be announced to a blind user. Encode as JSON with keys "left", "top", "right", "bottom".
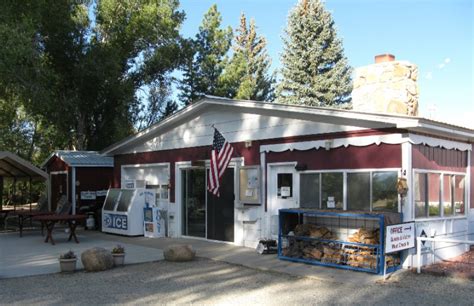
{"left": 266, "top": 143, "right": 401, "bottom": 170}
{"left": 113, "top": 128, "right": 405, "bottom": 204}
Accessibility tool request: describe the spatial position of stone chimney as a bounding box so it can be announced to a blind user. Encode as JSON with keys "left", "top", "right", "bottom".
{"left": 352, "top": 54, "right": 419, "bottom": 116}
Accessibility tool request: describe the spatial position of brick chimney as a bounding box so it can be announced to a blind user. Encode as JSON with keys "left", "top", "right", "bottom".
{"left": 352, "top": 54, "right": 419, "bottom": 116}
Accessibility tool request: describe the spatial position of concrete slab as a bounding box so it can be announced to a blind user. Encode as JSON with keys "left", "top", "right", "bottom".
{"left": 0, "top": 230, "right": 163, "bottom": 279}
{"left": 2, "top": 228, "right": 382, "bottom": 284}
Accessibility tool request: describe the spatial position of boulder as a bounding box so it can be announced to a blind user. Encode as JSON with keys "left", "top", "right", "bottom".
{"left": 81, "top": 247, "right": 114, "bottom": 272}
{"left": 163, "top": 244, "right": 196, "bottom": 262}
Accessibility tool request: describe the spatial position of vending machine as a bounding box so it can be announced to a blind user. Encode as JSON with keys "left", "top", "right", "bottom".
{"left": 102, "top": 188, "right": 156, "bottom": 236}
{"left": 144, "top": 207, "right": 165, "bottom": 238}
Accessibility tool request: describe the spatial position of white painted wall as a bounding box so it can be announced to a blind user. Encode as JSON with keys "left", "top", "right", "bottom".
{"left": 121, "top": 107, "right": 364, "bottom": 154}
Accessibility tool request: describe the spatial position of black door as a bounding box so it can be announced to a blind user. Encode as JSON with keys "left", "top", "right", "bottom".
{"left": 207, "top": 168, "right": 234, "bottom": 242}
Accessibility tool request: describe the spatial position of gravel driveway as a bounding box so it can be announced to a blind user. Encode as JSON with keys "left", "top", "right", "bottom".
{"left": 1, "top": 258, "right": 473, "bottom": 305}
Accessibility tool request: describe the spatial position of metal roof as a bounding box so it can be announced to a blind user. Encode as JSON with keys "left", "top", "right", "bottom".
{"left": 0, "top": 152, "right": 48, "bottom": 180}
{"left": 101, "top": 96, "right": 474, "bottom": 155}
{"left": 42, "top": 150, "right": 114, "bottom": 168}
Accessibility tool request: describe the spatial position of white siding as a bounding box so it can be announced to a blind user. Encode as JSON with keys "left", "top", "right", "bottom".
{"left": 121, "top": 107, "right": 365, "bottom": 154}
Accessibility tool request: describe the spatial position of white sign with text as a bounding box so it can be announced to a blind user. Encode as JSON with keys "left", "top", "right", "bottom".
{"left": 385, "top": 222, "right": 415, "bottom": 254}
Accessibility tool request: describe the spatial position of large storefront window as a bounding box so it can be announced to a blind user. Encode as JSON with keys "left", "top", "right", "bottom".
{"left": 347, "top": 173, "right": 370, "bottom": 211}
{"left": 300, "top": 170, "right": 398, "bottom": 212}
{"left": 372, "top": 172, "right": 398, "bottom": 212}
{"left": 300, "top": 173, "right": 320, "bottom": 208}
{"left": 321, "top": 173, "right": 343, "bottom": 209}
{"left": 415, "top": 171, "right": 465, "bottom": 219}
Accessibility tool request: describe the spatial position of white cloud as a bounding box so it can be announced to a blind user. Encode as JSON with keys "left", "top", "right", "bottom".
{"left": 437, "top": 57, "right": 451, "bottom": 69}
{"left": 425, "top": 72, "right": 433, "bottom": 79}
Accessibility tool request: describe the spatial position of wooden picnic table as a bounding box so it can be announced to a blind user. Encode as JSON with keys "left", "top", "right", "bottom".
{"left": 13, "top": 210, "right": 55, "bottom": 237}
{"left": 32, "top": 214, "right": 87, "bottom": 245}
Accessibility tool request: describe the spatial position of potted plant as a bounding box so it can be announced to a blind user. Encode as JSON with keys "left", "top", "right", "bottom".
{"left": 59, "top": 250, "right": 77, "bottom": 273}
{"left": 111, "top": 244, "right": 125, "bottom": 266}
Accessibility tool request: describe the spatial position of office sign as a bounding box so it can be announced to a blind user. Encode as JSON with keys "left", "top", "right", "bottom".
{"left": 385, "top": 222, "right": 415, "bottom": 253}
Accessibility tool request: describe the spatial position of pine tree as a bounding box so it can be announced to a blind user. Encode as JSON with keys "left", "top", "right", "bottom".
{"left": 178, "top": 5, "right": 232, "bottom": 106}
{"left": 218, "top": 14, "right": 275, "bottom": 101}
{"left": 276, "top": 0, "right": 352, "bottom": 107}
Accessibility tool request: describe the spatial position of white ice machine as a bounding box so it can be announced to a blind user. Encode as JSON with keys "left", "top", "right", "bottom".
{"left": 102, "top": 188, "right": 156, "bottom": 236}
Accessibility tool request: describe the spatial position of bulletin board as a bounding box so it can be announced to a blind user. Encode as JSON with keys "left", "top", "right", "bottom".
{"left": 239, "top": 166, "right": 261, "bottom": 204}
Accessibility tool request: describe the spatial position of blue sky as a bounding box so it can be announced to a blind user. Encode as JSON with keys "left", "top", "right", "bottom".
{"left": 178, "top": 0, "right": 473, "bottom": 128}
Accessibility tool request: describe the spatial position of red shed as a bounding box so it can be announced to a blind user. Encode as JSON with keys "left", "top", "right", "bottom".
{"left": 42, "top": 151, "right": 113, "bottom": 214}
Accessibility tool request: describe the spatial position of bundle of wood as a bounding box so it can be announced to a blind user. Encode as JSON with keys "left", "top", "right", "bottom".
{"left": 346, "top": 253, "right": 378, "bottom": 269}
{"left": 321, "top": 245, "right": 343, "bottom": 264}
{"left": 347, "top": 228, "right": 380, "bottom": 245}
{"left": 294, "top": 224, "right": 332, "bottom": 239}
{"left": 282, "top": 239, "right": 325, "bottom": 261}
{"left": 302, "top": 245, "right": 323, "bottom": 260}
{"left": 343, "top": 245, "right": 378, "bottom": 269}
{"left": 385, "top": 254, "right": 400, "bottom": 267}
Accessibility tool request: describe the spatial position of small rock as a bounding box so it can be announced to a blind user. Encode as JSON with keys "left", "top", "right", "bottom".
{"left": 163, "top": 244, "right": 196, "bottom": 262}
{"left": 81, "top": 247, "right": 114, "bottom": 272}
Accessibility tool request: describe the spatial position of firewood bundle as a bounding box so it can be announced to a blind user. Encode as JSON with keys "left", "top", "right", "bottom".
{"left": 344, "top": 246, "right": 378, "bottom": 269}
{"left": 294, "top": 224, "right": 333, "bottom": 239}
{"left": 321, "top": 245, "right": 344, "bottom": 264}
{"left": 347, "top": 228, "right": 380, "bottom": 245}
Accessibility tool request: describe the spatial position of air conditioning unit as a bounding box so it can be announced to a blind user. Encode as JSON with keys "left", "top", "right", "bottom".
{"left": 123, "top": 179, "right": 147, "bottom": 189}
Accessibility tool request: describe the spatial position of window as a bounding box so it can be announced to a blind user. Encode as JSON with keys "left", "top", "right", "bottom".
{"left": 347, "top": 172, "right": 370, "bottom": 211}
{"left": 300, "top": 173, "right": 320, "bottom": 208}
{"left": 428, "top": 173, "right": 441, "bottom": 217}
{"left": 277, "top": 173, "right": 293, "bottom": 198}
{"left": 321, "top": 172, "right": 343, "bottom": 209}
{"left": 443, "top": 175, "right": 453, "bottom": 216}
{"left": 454, "top": 175, "right": 465, "bottom": 215}
{"left": 372, "top": 172, "right": 398, "bottom": 212}
{"left": 299, "top": 170, "right": 399, "bottom": 212}
{"left": 415, "top": 171, "right": 465, "bottom": 219}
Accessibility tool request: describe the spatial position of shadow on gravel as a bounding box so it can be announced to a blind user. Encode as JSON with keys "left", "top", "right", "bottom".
{"left": 1, "top": 259, "right": 473, "bottom": 305}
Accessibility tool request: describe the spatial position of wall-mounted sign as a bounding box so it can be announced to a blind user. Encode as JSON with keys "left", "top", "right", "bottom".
{"left": 280, "top": 186, "right": 291, "bottom": 197}
{"left": 96, "top": 190, "right": 108, "bottom": 197}
{"left": 103, "top": 213, "right": 128, "bottom": 230}
{"left": 385, "top": 222, "right": 415, "bottom": 253}
{"left": 239, "top": 166, "right": 261, "bottom": 204}
{"left": 80, "top": 191, "right": 97, "bottom": 200}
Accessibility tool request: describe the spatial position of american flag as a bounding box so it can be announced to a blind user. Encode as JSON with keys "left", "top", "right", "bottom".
{"left": 208, "top": 128, "right": 234, "bottom": 196}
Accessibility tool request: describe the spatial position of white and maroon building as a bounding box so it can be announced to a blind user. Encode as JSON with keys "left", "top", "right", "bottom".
{"left": 101, "top": 56, "right": 474, "bottom": 268}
